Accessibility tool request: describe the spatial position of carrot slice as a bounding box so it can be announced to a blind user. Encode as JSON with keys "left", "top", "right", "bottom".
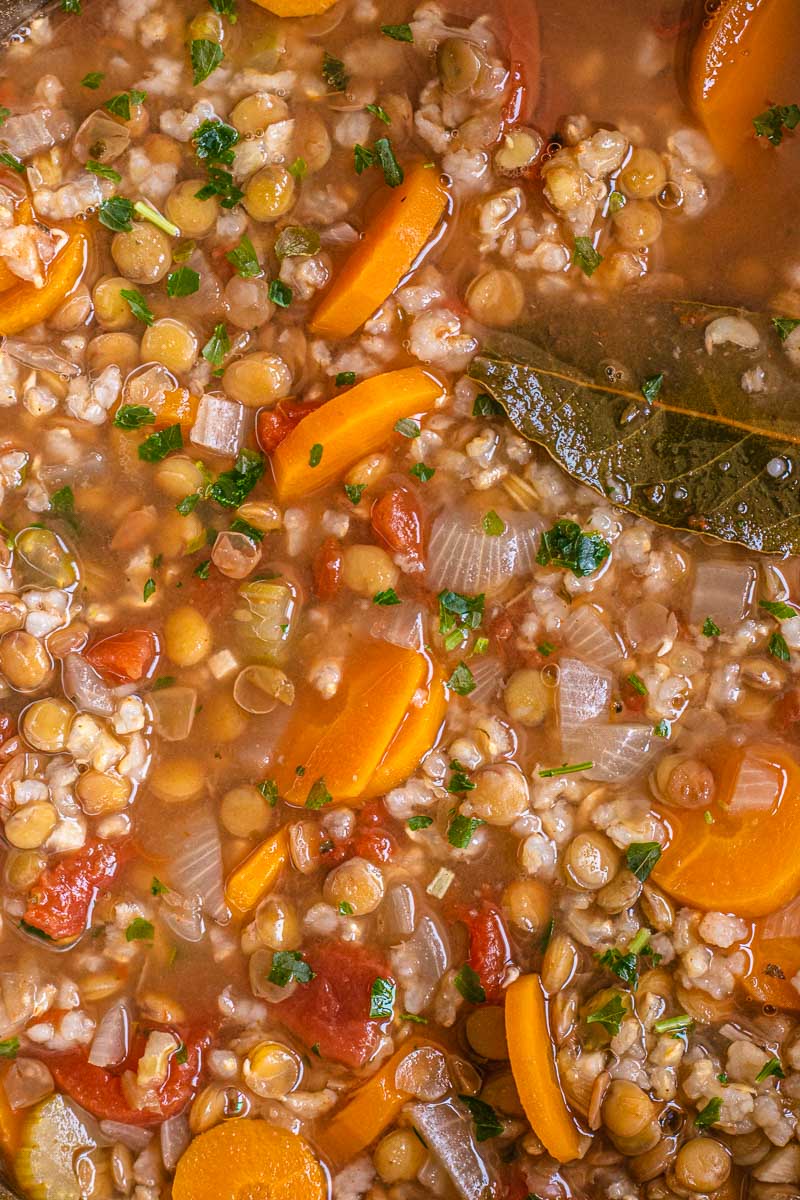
{"left": 743, "top": 935, "right": 800, "bottom": 1012}
{"left": 225, "top": 827, "right": 288, "bottom": 914}
{"left": 0, "top": 228, "right": 89, "bottom": 335}
{"left": 359, "top": 663, "right": 448, "bottom": 799}
{"left": 271, "top": 366, "right": 444, "bottom": 502}
{"left": 688, "top": 0, "right": 800, "bottom": 164}
{"left": 250, "top": 0, "right": 337, "bottom": 14}
{"left": 156, "top": 388, "right": 200, "bottom": 434}
{"left": 316, "top": 1037, "right": 433, "bottom": 1168}
{"left": 505, "top": 973, "right": 582, "bottom": 1163}
{"left": 310, "top": 164, "right": 450, "bottom": 339}
{"left": 271, "top": 640, "right": 430, "bottom": 805}
{"left": 172, "top": 1120, "right": 326, "bottom": 1200}
{"left": 652, "top": 743, "right": 800, "bottom": 918}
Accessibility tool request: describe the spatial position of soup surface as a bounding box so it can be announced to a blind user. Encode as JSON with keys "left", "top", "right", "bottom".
{"left": 0, "top": 0, "right": 799, "bottom": 1196}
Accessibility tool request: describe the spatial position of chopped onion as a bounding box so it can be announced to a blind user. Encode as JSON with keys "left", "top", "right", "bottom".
{"left": 190, "top": 394, "right": 244, "bottom": 457}
{"left": 0, "top": 971, "right": 38, "bottom": 1034}
{"left": 378, "top": 883, "right": 417, "bottom": 940}
{"left": 427, "top": 508, "right": 541, "bottom": 595}
{"left": 3, "top": 338, "right": 81, "bottom": 377}
{"left": 688, "top": 560, "right": 756, "bottom": 630}
{"left": 122, "top": 363, "right": 176, "bottom": 411}
{"left": 149, "top": 686, "right": 197, "bottom": 742}
{"left": 321, "top": 221, "right": 360, "bottom": 245}
{"left": 725, "top": 749, "right": 783, "bottom": 815}
{"left": 98, "top": 1121, "right": 153, "bottom": 1152}
{"left": 426, "top": 867, "right": 454, "bottom": 899}
{"left": 3, "top": 1058, "right": 54, "bottom": 1110}
{"left": 504, "top": 511, "right": 544, "bottom": 577}
{"left": 563, "top": 723, "right": 656, "bottom": 782}
{"left": 62, "top": 653, "right": 116, "bottom": 715}
{"left": 390, "top": 914, "right": 449, "bottom": 1015}
{"left": 468, "top": 657, "right": 504, "bottom": 704}
{"left": 395, "top": 1045, "right": 450, "bottom": 1101}
{"left": 162, "top": 803, "right": 229, "bottom": 924}
{"left": 211, "top": 530, "right": 261, "bottom": 580}
{"left": 72, "top": 109, "right": 131, "bottom": 163}
{"left": 160, "top": 1112, "right": 191, "bottom": 1171}
{"left": 88, "top": 1000, "right": 130, "bottom": 1068}
{"left": 564, "top": 606, "right": 622, "bottom": 668}
{"left": 371, "top": 603, "right": 426, "bottom": 652}
{"left": 558, "top": 657, "right": 611, "bottom": 732}
{"left": 408, "top": 1099, "right": 496, "bottom": 1200}
{"left": 160, "top": 887, "right": 205, "bottom": 943}
{"left": 2, "top": 108, "right": 71, "bottom": 158}
{"left": 0, "top": 752, "right": 24, "bottom": 815}
{"left": 763, "top": 893, "right": 800, "bottom": 940}
{"left": 233, "top": 665, "right": 295, "bottom": 714}
{"left": 624, "top": 600, "right": 678, "bottom": 656}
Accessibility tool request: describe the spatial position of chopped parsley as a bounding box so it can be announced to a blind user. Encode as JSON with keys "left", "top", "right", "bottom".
{"left": 369, "top": 977, "right": 396, "bottom": 1019}
{"left": 410, "top": 462, "right": 435, "bottom": 482}
{"left": 653, "top": 719, "right": 671, "bottom": 738}
{"left": 447, "top": 761, "right": 476, "bottom": 793}
{"left": 626, "top": 673, "right": 648, "bottom": 696}
{"left": 269, "top": 279, "right": 292, "bottom": 308}
{"left": 98, "top": 195, "right": 134, "bottom": 232}
{"left": 695, "top": 1097, "right": 723, "bottom": 1129}
{"left": 0, "top": 1037, "right": 19, "bottom": 1059}
{"left": 225, "top": 235, "right": 260, "bottom": 278}
{"left": 50, "top": 485, "right": 76, "bottom": 521}
{"left": 288, "top": 157, "right": 307, "bottom": 179}
{"left": 773, "top": 316, "right": 800, "bottom": 341}
{"left": 209, "top": 449, "right": 265, "bottom": 508}
{"left": 365, "top": 103, "right": 390, "bottom": 125}
{"left": 257, "top": 780, "right": 279, "bottom": 807}
{"left": 770, "top": 631, "right": 791, "bottom": 662}
{"left": 193, "top": 118, "right": 239, "bottom": 163}
{"left": 641, "top": 373, "right": 664, "bottom": 402}
{"left": 354, "top": 143, "right": 375, "bottom": 174}
{"left": 453, "top": 963, "right": 486, "bottom": 1004}
{"left": 322, "top": 51, "right": 348, "bottom": 93}
{"left": 608, "top": 189, "right": 626, "bottom": 214}
{"left": 194, "top": 559, "right": 211, "bottom": 580}
{"left": 138, "top": 424, "right": 183, "bottom": 463}
{"left": 373, "top": 588, "right": 400, "bottom": 606}
{"left": 536, "top": 518, "right": 611, "bottom": 578}
{"left": 125, "top": 917, "right": 154, "bottom": 942}
{"left": 195, "top": 166, "right": 243, "bottom": 208}
{"left": 143, "top": 577, "right": 156, "bottom": 602}
{"left": 268, "top": 950, "right": 315, "bottom": 986}
{"left": 230, "top": 518, "right": 264, "bottom": 543}
{"left": 753, "top": 103, "right": 800, "bottom": 146}
{"left": 760, "top": 599, "right": 798, "bottom": 620}
{"left": 447, "top": 813, "right": 484, "bottom": 848}
{"left": 460, "top": 1095, "right": 503, "bottom": 1142}
{"left": 305, "top": 776, "right": 332, "bottom": 809}
{"left": 336, "top": 371, "right": 356, "bottom": 387}
{"left": 308, "top": 443, "right": 323, "bottom": 468}
{"left": 150, "top": 876, "right": 169, "bottom": 895}
{"left": 344, "top": 483, "right": 366, "bottom": 505}
{"left": 166, "top": 266, "right": 200, "bottom": 297}
{"left": 81, "top": 72, "right": 104, "bottom": 89}
{"left": 104, "top": 89, "right": 146, "bottom": 122}
{"left": 538, "top": 761, "right": 593, "bottom": 778}
{"left": 113, "top": 404, "right": 155, "bottom": 430}
{"left": 380, "top": 22, "right": 414, "bottom": 41}
{"left": 120, "top": 288, "right": 154, "bottom": 326}
{"left": 201, "top": 323, "right": 230, "bottom": 368}
{"left": 274, "top": 226, "right": 320, "bottom": 260}
{"left": 374, "top": 136, "right": 404, "bottom": 187}
{"left": 482, "top": 510, "right": 506, "bottom": 537}
{"left": 626, "top": 841, "right": 662, "bottom": 881}
{"left": 0, "top": 152, "right": 24, "bottom": 174}
{"left": 572, "top": 235, "right": 603, "bottom": 277}
{"left": 407, "top": 815, "right": 433, "bottom": 831}
{"left": 338, "top": 901, "right": 354, "bottom": 915}
{"left": 702, "top": 616, "right": 721, "bottom": 637}
{"left": 209, "top": 0, "right": 237, "bottom": 19}
{"left": 190, "top": 38, "right": 224, "bottom": 86}
{"left": 394, "top": 417, "right": 420, "bottom": 438}
{"left": 755, "top": 1057, "right": 785, "bottom": 1082}
{"left": 597, "top": 947, "right": 640, "bottom": 990}
{"left": 585, "top": 992, "right": 626, "bottom": 1036}
{"left": 85, "top": 160, "right": 121, "bottom": 183}
{"left": 446, "top": 661, "right": 476, "bottom": 696}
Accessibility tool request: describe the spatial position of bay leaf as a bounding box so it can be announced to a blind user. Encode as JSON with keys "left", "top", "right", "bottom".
{"left": 469, "top": 305, "right": 800, "bottom": 556}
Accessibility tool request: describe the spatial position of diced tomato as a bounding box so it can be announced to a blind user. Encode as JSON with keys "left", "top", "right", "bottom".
{"left": 776, "top": 687, "right": 800, "bottom": 731}
{"left": 621, "top": 677, "right": 647, "bottom": 714}
{"left": 50, "top": 1024, "right": 211, "bottom": 1127}
{"left": 24, "top": 840, "right": 122, "bottom": 942}
{"left": 464, "top": 901, "right": 514, "bottom": 1004}
{"left": 256, "top": 401, "right": 319, "bottom": 455}
{"left": 274, "top": 941, "right": 392, "bottom": 1068}
{"left": 85, "top": 629, "right": 158, "bottom": 683}
{"left": 350, "top": 800, "right": 397, "bottom": 864}
{"left": 313, "top": 536, "right": 343, "bottom": 600}
{"left": 371, "top": 487, "right": 424, "bottom": 563}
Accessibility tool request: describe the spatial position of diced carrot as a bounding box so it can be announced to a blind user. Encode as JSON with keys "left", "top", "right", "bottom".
{"left": 652, "top": 743, "right": 800, "bottom": 918}
{"left": 359, "top": 663, "right": 447, "bottom": 799}
{"left": 85, "top": 629, "right": 158, "bottom": 683}
{"left": 249, "top": 0, "right": 337, "bottom": 15}
{"left": 688, "top": 0, "right": 800, "bottom": 164}
{"left": 316, "top": 1037, "right": 433, "bottom": 1168}
{"left": 156, "top": 388, "right": 199, "bottom": 434}
{"left": 271, "top": 367, "right": 445, "bottom": 503}
{"left": 310, "top": 164, "right": 450, "bottom": 339}
{"left": 505, "top": 973, "right": 582, "bottom": 1163}
{"left": 225, "top": 827, "right": 288, "bottom": 914}
{"left": 271, "top": 641, "right": 430, "bottom": 805}
{"left": 0, "top": 228, "right": 89, "bottom": 335}
{"left": 371, "top": 486, "right": 425, "bottom": 564}
{"left": 256, "top": 401, "right": 320, "bottom": 455}
{"left": 743, "top": 935, "right": 800, "bottom": 1013}
{"left": 173, "top": 1120, "right": 326, "bottom": 1200}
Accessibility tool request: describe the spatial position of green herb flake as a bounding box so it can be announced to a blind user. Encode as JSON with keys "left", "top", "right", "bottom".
{"left": 195, "top": 167, "right": 243, "bottom": 208}
{"left": 400, "top": 1012, "right": 428, "bottom": 1023}
{"left": 98, "top": 195, "right": 134, "bottom": 232}
{"left": 225, "top": 234, "right": 260, "bottom": 278}
{"left": 702, "top": 616, "right": 721, "bottom": 637}
{"left": 770, "top": 631, "right": 791, "bottom": 662}
{"left": 230, "top": 517, "right": 264, "bottom": 543}
{"left": 0, "top": 152, "right": 24, "bottom": 174}
{"left": 447, "top": 813, "right": 484, "bottom": 848}
{"left": 373, "top": 588, "right": 401, "bottom": 606}
{"left": 482, "top": 510, "right": 506, "bottom": 537}
{"left": 81, "top": 72, "right": 105, "bottom": 89}
{"left": 472, "top": 392, "right": 504, "bottom": 417}
{"left": 653, "top": 1013, "right": 693, "bottom": 1035}
{"left": 608, "top": 189, "right": 626, "bottom": 214}
{"left": 538, "top": 761, "right": 593, "bottom": 778}
{"left": 755, "top": 1057, "right": 785, "bottom": 1082}
{"left": 773, "top": 316, "right": 800, "bottom": 342}
{"left": 288, "top": 156, "right": 307, "bottom": 179}
{"left": 50, "top": 485, "right": 75, "bottom": 519}
{"left": 447, "top": 762, "right": 476, "bottom": 794}
{"left": 120, "top": 288, "right": 154, "bottom": 326}
{"left": 409, "top": 462, "right": 435, "bottom": 482}
{"left": 269, "top": 279, "right": 292, "bottom": 308}
{"left": 460, "top": 1095, "right": 504, "bottom": 1142}
{"left": 653, "top": 718, "right": 671, "bottom": 738}
{"left": 338, "top": 901, "right": 354, "bottom": 916}
{"left": 208, "top": 448, "right": 265, "bottom": 508}
{"left": 143, "top": 578, "right": 156, "bottom": 602}
{"left": 380, "top": 22, "right": 414, "bottom": 41}
{"left": 365, "top": 102, "right": 391, "bottom": 125}
{"left": 305, "top": 776, "right": 332, "bottom": 809}
{"left": 335, "top": 371, "right": 356, "bottom": 387}
{"left": 125, "top": 917, "right": 154, "bottom": 942}
{"left": 369, "top": 976, "right": 396, "bottom": 1019}
{"left": 453, "top": 963, "right": 486, "bottom": 1005}
{"left": 274, "top": 225, "right": 320, "bottom": 260}
{"left": 394, "top": 417, "right": 420, "bottom": 439}
{"left": 190, "top": 38, "right": 224, "bottom": 86}
{"left": 344, "top": 483, "right": 366, "bottom": 505}
{"left": 193, "top": 118, "right": 239, "bottom": 164}
{"left": 572, "top": 235, "right": 603, "bottom": 277}
{"left": 598, "top": 947, "right": 639, "bottom": 990}
{"left": 760, "top": 599, "right": 798, "bottom": 620}
{"left": 626, "top": 674, "right": 648, "bottom": 696}
{"left": 538, "top": 641, "right": 556, "bottom": 656}
{"left": 537, "top": 518, "right": 611, "bottom": 577}
{"left": 446, "top": 661, "right": 476, "bottom": 696}
{"left": 322, "top": 50, "right": 348, "bottom": 93}
{"left": 209, "top": 0, "right": 237, "bottom": 18}
{"left": 374, "top": 136, "right": 404, "bottom": 188}
{"left": 61, "top": 1, "right": 82, "bottom": 17}
{"left": 201, "top": 322, "right": 231, "bottom": 368}
{"left": 138, "top": 424, "right": 183, "bottom": 463}
{"left": 354, "top": 143, "right": 374, "bottom": 174}
{"left": 152, "top": 675, "right": 175, "bottom": 690}
{"left": 150, "top": 876, "right": 169, "bottom": 895}
{"left": 626, "top": 841, "right": 662, "bottom": 882}
{"left": 176, "top": 493, "right": 200, "bottom": 517}
{"left": 268, "top": 949, "right": 315, "bottom": 987}
{"left": 407, "top": 815, "right": 434, "bottom": 831}
{"left": 174, "top": 1042, "right": 188, "bottom": 1065}
{"left": 85, "top": 159, "right": 121, "bottom": 183}
{"left": 257, "top": 780, "right": 279, "bottom": 807}
{"left": 695, "top": 1097, "right": 723, "bottom": 1129}
{"left": 753, "top": 103, "right": 800, "bottom": 146}
{"left": 104, "top": 89, "right": 146, "bottom": 122}
{"left": 641, "top": 373, "right": 664, "bottom": 403}
{"left": 194, "top": 559, "right": 211, "bottom": 580}
{"left": 585, "top": 992, "right": 626, "bottom": 1036}
{"left": 0, "top": 1037, "right": 19, "bottom": 1059}
{"left": 308, "top": 443, "right": 323, "bottom": 468}
{"left": 166, "top": 266, "right": 200, "bottom": 297}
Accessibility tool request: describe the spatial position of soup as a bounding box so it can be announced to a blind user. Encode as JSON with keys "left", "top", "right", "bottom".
{"left": 0, "top": 0, "right": 799, "bottom": 1196}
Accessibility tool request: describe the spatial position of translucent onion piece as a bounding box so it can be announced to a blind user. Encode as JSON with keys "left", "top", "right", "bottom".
{"left": 4, "top": 1058, "right": 54, "bottom": 1111}
{"left": 563, "top": 723, "right": 656, "bottom": 782}
{"left": 558, "top": 657, "right": 612, "bottom": 732}
{"left": 408, "top": 1099, "right": 496, "bottom": 1200}
{"left": 726, "top": 750, "right": 783, "bottom": 814}
{"left": 163, "top": 803, "right": 229, "bottom": 925}
{"left": 763, "top": 893, "right": 800, "bottom": 939}
{"left": 2, "top": 108, "right": 71, "bottom": 158}
{"left": 504, "top": 511, "right": 544, "bottom": 577}
{"left": 3, "top": 338, "right": 81, "bottom": 377}
{"left": 688, "top": 560, "right": 756, "bottom": 630}
{"left": 468, "top": 657, "right": 505, "bottom": 704}
{"left": 390, "top": 914, "right": 450, "bottom": 1015}
{"left": 625, "top": 600, "right": 678, "bottom": 656}
{"left": 72, "top": 110, "right": 131, "bottom": 164}
{"left": 564, "top": 606, "right": 622, "bottom": 668}
{"left": 0, "top": 752, "right": 25, "bottom": 815}
{"left": 62, "top": 653, "right": 115, "bottom": 716}
{"left": 378, "top": 882, "right": 417, "bottom": 941}
{"left": 122, "top": 363, "right": 176, "bottom": 411}
{"left": 88, "top": 1000, "right": 130, "bottom": 1068}
{"left": 149, "top": 686, "right": 197, "bottom": 742}
{"left": 160, "top": 1112, "right": 191, "bottom": 1171}
{"left": 371, "top": 603, "right": 426, "bottom": 652}
{"left": 211, "top": 530, "right": 261, "bottom": 581}
{"left": 427, "top": 508, "right": 536, "bottom": 594}
{"left": 237, "top": 578, "right": 295, "bottom": 663}
{"left": 0, "top": 970, "right": 38, "bottom": 1035}
{"left": 98, "top": 1121, "right": 153, "bottom": 1152}
{"left": 16, "top": 527, "right": 77, "bottom": 588}
{"left": 395, "top": 1045, "right": 450, "bottom": 1101}
{"left": 160, "top": 887, "right": 205, "bottom": 943}
{"left": 190, "top": 393, "right": 244, "bottom": 457}
{"left": 233, "top": 665, "right": 295, "bottom": 714}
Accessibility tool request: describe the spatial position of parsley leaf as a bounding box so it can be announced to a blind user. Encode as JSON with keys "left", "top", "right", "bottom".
{"left": 369, "top": 976, "right": 396, "bottom": 1019}
{"left": 225, "top": 234, "right": 260, "bottom": 277}
{"left": 166, "top": 266, "right": 200, "bottom": 297}
{"left": 755, "top": 1057, "right": 785, "bottom": 1083}
{"left": 354, "top": 143, "right": 375, "bottom": 174}
{"left": 336, "top": 371, "right": 356, "bottom": 387}
{"left": 308, "top": 443, "right": 323, "bottom": 468}
{"left": 482, "top": 510, "right": 505, "bottom": 537}
{"left": 322, "top": 51, "right": 348, "bottom": 92}
{"left": 365, "top": 102, "right": 390, "bottom": 125}
{"left": 753, "top": 103, "right": 800, "bottom": 146}
{"left": 410, "top": 462, "right": 435, "bottom": 482}
{"left": 626, "top": 841, "right": 662, "bottom": 882}
{"left": 138, "top": 424, "right": 183, "bottom": 463}
{"left": 98, "top": 195, "right": 134, "bottom": 232}
{"left": 190, "top": 39, "right": 224, "bottom": 86}
{"left": 81, "top": 72, "right": 104, "bottom": 89}
{"left": 151, "top": 876, "right": 169, "bottom": 895}
{"left": 208, "top": 449, "right": 265, "bottom": 508}
{"left": 344, "top": 483, "right": 366, "bottom": 505}
{"left": 209, "top": 0, "right": 237, "bottom": 21}
{"left": 702, "top": 616, "right": 721, "bottom": 637}
{"left": 374, "top": 136, "right": 403, "bottom": 187}
{"left": 274, "top": 225, "right": 321, "bottom": 260}
{"left": 572, "top": 235, "right": 603, "bottom": 277}
{"left": 50, "top": 485, "right": 76, "bottom": 521}
{"left": 125, "top": 917, "right": 154, "bottom": 942}
{"left": 460, "top": 1095, "right": 504, "bottom": 1142}
{"left": 143, "top": 577, "right": 156, "bottom": 602}
{"left": 408, "top": 815, "right": 433, "bottom": 831}
{"left": 268, "top": 950, "right": 314, "bottom": 986}
{"left": 114, "top": 404, "right": 155, "bottom": 430}
{"left": 380, "top": 22, "right": 413, "bottom": 41}
{"left": 85, "top": 160, "right": 121, "bottom": 183}
{"left": 447, "top": 813, "right": 483, "bottom": 848}
{"left": 269, "top": 279, "right": 292, "bottom": 308}
{"left": 773, "top": 316, "right": 800, "bottom": 341}
{"left": 373, "top": 588, "right": 400, "bottom": 606}
{"left": 627, "top": 673, "right": 648, "bottom": 696}
{"left": 195, "top": 167, "right": 243, "bottom": 208}
{"left": 641, "top": 373, "right": 664, "bottom": 402}
{"left": 536, "top": 519, "right": 611, "bottom": 577}
{"left": 193, "top": 118, "right": 239, "bottom": 163}
{"left": 258, "top": 780, "right": 279, "bottom": 806}
{"left": 695, "top": 1097, "right": 723, "bottom": 1129}
{"left": 104, "top": 89, "right": 147, "bottom": 121}
{"left": 446, "top": 661, "right": 476, "bottom": 696}
{"left": 201, "top": 322, "right": 230, "bottom": 367}
{"left": 585, "top": 992, "right": 626, "bottom": 1036}
{"left": 0, "top": 152, "right": 23, "bottom": 174}
{"left": 760, "top": 599, "right": 798, "bottom": 620}
{"left": 770, "top": 631, "right": 791, "bottom": 662}
{"left": 0, "top": 1037, "right": 19, "bottom": 1059}
{"left": 120, "top": 288, "right": 154, "bottom": 326}
{"left": 394, "top": 417, "right": 420, "bottom": 438}
{"left": 598, "top": 947, "right": 639, "bottom": 989}
{"left": 453, "top": 963, "right": 486, "bottom": 1004}
{"left": 305, "top": 776, "right": 332, "bottom": 809}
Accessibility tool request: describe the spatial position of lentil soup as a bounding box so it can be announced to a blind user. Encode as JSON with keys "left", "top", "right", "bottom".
{"left": 0, "top": 0, "right": 798, "bottom": 1197}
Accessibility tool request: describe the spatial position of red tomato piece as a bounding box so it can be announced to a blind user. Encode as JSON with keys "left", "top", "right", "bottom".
{"left": 350, "top": 800, "right": 397, "bottom": 863}
{"left": 371, "top": 487, "right": 424, "bottom": 563}
{"left": 256, "top": 401, "right": 319, "bottom": 455}
{"left": 313, "top": 536, "right": 343, "bottom": 600}
{"left": 86, "top": 629, "right": 158, "bottom": 683}
{"left": 24, "top": 840, "right": 121, "bottom": 941}
{"left": 465, "top": 902, "right": 514, "bottom": 1003}
{"left": 776, "top": 687, "right": 800, "bottom": 731}
{"left": 50, "top": 1025, "right": 211, "bottom": 1126}
{"left": 275, "top": 941, "right": 391, "bottom": 1068}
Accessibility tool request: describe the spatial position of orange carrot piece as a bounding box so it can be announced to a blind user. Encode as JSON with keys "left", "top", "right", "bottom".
{"left": 156, "top": 388, "right": 200, "bottom": 434}
{"left": 225, "top": 827, "right": 288, "bottom": 914}
{"left": 506, "top": 973, "right": 582, "bottom": 1163}
{"left": 271, "top": 641, "right": 429, "bottom": 805}
{"left": 743, "top": 935, "right": 800, "bottom": 1012}
{"left": 271, "top": 367, "right": 444, "bottom": 503}
{"left": 652, "top": 743, "right": 800, "bottom": 918}
{"left": 310, "top": 164, "right": 450, "bottom": 339}
{"left": 359, "top": 663, "right": 448, "bottom": 799}
{"left": 250, "top": 0, "right": 337, "bottom": 11}
{"left": 688, "top": 0, "right": 800, "bottom": 165}
{"left": 0, "top": 228, "right": 89, "bottom": 335}
{"left": 172, "top": 1119, "right": 326, "bottom": 1200}
{"left": 316, "top": 1038, "right": 432, "bottom": 1168}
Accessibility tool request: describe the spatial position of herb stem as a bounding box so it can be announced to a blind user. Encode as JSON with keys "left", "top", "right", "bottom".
{"left": 133, "top": 200, "right": 180, "bottom": 237}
